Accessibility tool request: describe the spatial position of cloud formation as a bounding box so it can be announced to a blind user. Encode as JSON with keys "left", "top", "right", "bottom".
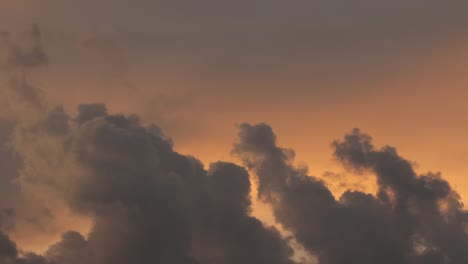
{"left": 0, "top": 28, "right": 297, "bottom": 263}
{"left": 5, "top": 111, "right": 467, "bottom": 264}
{"left": 0, "top": 24, "right": 48, "bottom": 110}
{"left": 2, "top": 104, "right": 296, "bottom": 264}
{"left": 0, "top": 231, "right": 51, "bottom": 264}
{"left": 0, "top": 21, "right": 467, "bottom": 264}
{"left": 233, "top": 124, "right": 468, "bottom": 264}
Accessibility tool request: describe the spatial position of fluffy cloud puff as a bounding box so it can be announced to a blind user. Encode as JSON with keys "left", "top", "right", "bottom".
{"left": 233, "top": 124, "right": 468, "bottom": 264}
{"left": 3, "top": 105, "right": 296, "bottom": 264}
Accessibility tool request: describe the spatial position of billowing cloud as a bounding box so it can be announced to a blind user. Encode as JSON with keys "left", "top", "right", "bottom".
{"left": 0, "top": 229, "right": 50, "bottom": 264}
{"left": 45, "top": 231, "right": 92, "bottom": 264}
{"left": 0, "top": 28, "right": 297, "bottom": 263}
{"left": 233, "top": 123, "right": 468, "bottom": 264}
{"left": 3, "top": 104, "right": 296, "bottom": 264}
{"left": 0, "top": 8, "right": 467, "bottom": 263}
{"left": 2, "top": 80, "right": 468, "bottom": 263}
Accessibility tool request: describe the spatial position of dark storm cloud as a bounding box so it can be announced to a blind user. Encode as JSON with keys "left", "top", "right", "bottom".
{"left": 233, "top": 124, "right": 468, "bottom": 264}
{"left": 8, "top": 104, "right": 296, "bottom": 264}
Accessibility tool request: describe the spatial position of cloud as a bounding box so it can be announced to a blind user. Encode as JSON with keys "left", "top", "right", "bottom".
{"left": 3, "top": 84, "right": 468, "bottom": 264}
{"left": 0, "top": 117, "right": 63, "bottom": 253}
{"left": 2, "top": 0, "right": 467, "bottom": 87}
{"left": 0, "top": 229, "right": 51, "bottom": 264}
{"left": 1, "top": 20, "right": 467, "bottom": 264}
{"left": 5, "top": 104, "right": 296, "bottom": 264}
{"left": 45, "top": 231, "right": 93, "bottom": 264}
{"left": 0, "top": 231, "right": 18, "bottom": 261}
{"left": 0, "top": 24, "right": 48, "bottom": 110}
{"left": 5, "top": 24, "right": 48, "bottom": 69}
{"left": 0, "top": 119, "right": 22, "bottom": 209}
{"left": 233, "top": 123, "right": 468, "bottom": 264}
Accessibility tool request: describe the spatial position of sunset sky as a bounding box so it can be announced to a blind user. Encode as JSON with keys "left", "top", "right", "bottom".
{"left": 0, "top": 1, "right": 467, "bottom": 264}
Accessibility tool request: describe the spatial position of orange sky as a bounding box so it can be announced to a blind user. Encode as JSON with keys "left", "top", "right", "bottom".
{"left": 1, "top": 1, "right": 468, "bottom": 257}
{"left": 12, "top": 34, "right": 466, "bottom": 255}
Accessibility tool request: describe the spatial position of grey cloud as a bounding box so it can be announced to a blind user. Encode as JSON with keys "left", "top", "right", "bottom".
{"left": 8, "top": 105, "right": 296, "bottom": 264}
{"left": 24, "top": 0, "right": 468, "bottom": 43}
{"left": 0, "top": 230, "right": 52, "bottom": 264}
{"left": 193, "top": 162, "right": 294, "bottom": 264}
{"left": 42, "top": 106, "right": 70, "bottom": 136}
{"left": 76, "top": 104, "right": 107, "bottom": 125}
{"left": 333, "top": 129, "right": 468, "bottom": 263}
{"left": 1, "top": 7, "right": 468, "bottom": 264}
{"left": 3, "top": 0, "right": 467, "bottom": 79}
{"left": 233, "top": 123, "right": 468, "bottom": 264}
{"left": 2, "top": 1, "right": 465, "bottom": 116}
{"left": 0, "top": 118, "right": 60, "bottom": 252}
{"left": 0, "top": 231, "right": 18, "bottom": 261}
{"left": 0, "top": 209, "right": 15, "bottom": 231}
{"left": 45, "top": 231, "right": 93, "bottom": 264}
{"left": 5, "top": 24, "right": 48, "bottom": 69}
{"left": 0, "top": 119, "right": 22, "bottom": 210}
{"left": 3, "top": 106, "right": 468, "bottom": 264}
{"left": 1, "top": 25, "right": 48, "bottom": 110}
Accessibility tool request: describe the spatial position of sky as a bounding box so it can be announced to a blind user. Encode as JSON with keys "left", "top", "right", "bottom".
{"left": 0, "top": 1, "right": 467, "bottom": 264}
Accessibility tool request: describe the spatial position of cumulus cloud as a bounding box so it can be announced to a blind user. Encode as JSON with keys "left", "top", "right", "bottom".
{"left": 233, "top": 124, "right": 468, "bottom": 264}
{"left": 1, "top": 20, "right": 468, "bottom": 264}
{"left": 45, "top": 231, "right": 93, "bottom": 264}
{"left": 0, "top": 27, "right": 291, "bottom": 264}
{"left": 4, "top": 95, "right": 467, "bottom": 263}
{"left": 2, "top": 85, "right": 468, "bottom": 263}
{"left": 0, "top": 229, "right": 51, "bottom": 264}
{"left": 3, "top": 104, "right": 296, "bottom": 264}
